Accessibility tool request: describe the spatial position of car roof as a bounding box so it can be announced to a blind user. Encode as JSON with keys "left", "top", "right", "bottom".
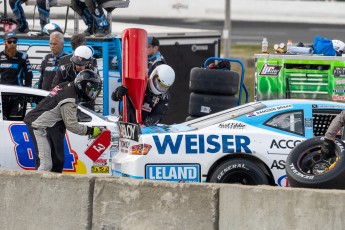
{"left": 261, "top": 99, "right": 345, "bottom": 107}
{"left": 0, "top": 85, "right": 49, "bottom": 97}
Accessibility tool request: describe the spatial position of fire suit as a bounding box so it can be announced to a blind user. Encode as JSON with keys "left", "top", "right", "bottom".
{"left": 0, "top": 50, "right": 33, "bottom": 86}
{"left": 38, "top": 51, "right": 69, "bottom": 91}
{"left": 148, "top": 51, "right": 166, "bottom": 76}
{"left": 9, "top": 0, "right": 50, "bottom": 31}
{"left": 112, "top": 87, "right": 170, "bottom": 126}
{"left": 71, "top": 0, "right": 109, "bottom": 34}
{"left": 24, "top": 81, "right": 94, "bottom": 172}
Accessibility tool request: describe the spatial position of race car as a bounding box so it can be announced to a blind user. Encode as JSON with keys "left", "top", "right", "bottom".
{"left": 112, "top": 99, "right": 345, "bottom": 186}
{"left": 0, "top": 85, "right": 119, "bottom": 175}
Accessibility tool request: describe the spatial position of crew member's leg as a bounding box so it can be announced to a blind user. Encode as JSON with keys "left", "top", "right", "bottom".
{"left": 36, "top": 0, "right": 50, "bottom": 32}
{"left": 27, "top": 126, "right": 40, "bottom": 169}
{"left": 9, "top": 0, "right": 29, "bottom": 33}
{"left": 85, "top": 0, "right": 109, "bottom": 37}
{"left": 47, "top": 121, "right": 66, "bottom": 173}
{"left": 71, "top": 0, "right": 94, "bottom": 35}
{"left": 33, "top": 128, "right": 53, "bottom": 171}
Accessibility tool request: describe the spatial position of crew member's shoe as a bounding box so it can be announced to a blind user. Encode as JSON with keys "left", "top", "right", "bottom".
{"left": 83, "top": 28, "right": 93, "bottom": 36}
{"left": 14, "top": 20, "right": 29, "bottom": 33}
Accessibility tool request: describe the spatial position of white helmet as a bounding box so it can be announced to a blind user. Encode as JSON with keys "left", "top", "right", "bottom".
{"left": 42, "top": 23, "right": 63, "bottom": 35}
{"left": 332, "top": 40, "right": 345, "bottom": 53}
{"left": 71, "top": 45, "right": 93, "bottom": 66}
{"left": 148, "top": 64, "right": 175, "bottom": 95}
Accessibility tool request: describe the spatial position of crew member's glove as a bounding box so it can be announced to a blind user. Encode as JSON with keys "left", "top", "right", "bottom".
{"left": 92, "top": 127, "right": 102, "bottom": 138}
{"left": 321, "top": 138, "right": 335, "bottom": 159}
{"left": 111, "top": 86, "right": 128, "bottom": 101}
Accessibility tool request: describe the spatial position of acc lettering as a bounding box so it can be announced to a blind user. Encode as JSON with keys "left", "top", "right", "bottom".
{"left": 271, "top": 160, "right": 286, "bottom": 169}
{"left": 270, "top": 139, "right": 302, "bottom": 149}
{"left": 152, "top": 134, "right": 252, "bottom": 154}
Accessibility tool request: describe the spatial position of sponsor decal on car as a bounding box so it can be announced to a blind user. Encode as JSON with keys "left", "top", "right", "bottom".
{"left": 146, "top": 164, "right": 200, "bottom": 182}
{"left": 247, "top": 104, "right": 292, "bottom": 117}
{"left": 91, "top": 166, "right": 109, "bottom": 174}
{"left": 270, "top": 139, "right": 302, "bottom": 149}
{"left": 271, "top": 160, "right": 286, "bottom": 170}
{"left": 117, "top": 121, "right": 140, "bottom": 141}
{"left": 218, "top": 123, "right": 246, "bottom": 129}
{"left": 277, "top": 175, "right": 289, "bottom": 187}
{"left": 152, "top": 134, "right": 252, "bottom": 154}
{"left": 9, "top": 123, "right": 79, "bottom": 172}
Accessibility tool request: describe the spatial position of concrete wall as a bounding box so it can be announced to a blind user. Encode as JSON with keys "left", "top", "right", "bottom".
{"left": 1, "top": 170, "right": 345, "bottom": 229}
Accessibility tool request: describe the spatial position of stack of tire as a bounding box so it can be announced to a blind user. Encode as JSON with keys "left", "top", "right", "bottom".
{"left": 186, "top": 67, "right": 240, "bottom": 121}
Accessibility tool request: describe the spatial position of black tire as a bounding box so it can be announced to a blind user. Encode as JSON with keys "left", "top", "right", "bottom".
{"left": 188, "top": 93, "right": 238, "bottom": 117}
{"left": 286, "top": 137, "right": 345, "bottom": 189}
{"left": 209, "top": 159, "right": 269, "bottom": 185}
{"left": 189, "top": 67, "right": 240, "bottom": 96}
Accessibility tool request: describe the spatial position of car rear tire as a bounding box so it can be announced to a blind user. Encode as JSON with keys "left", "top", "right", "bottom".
{"left": 209, "top": 159, "right": 270, "bottom": 185}
{"left": 188, "top": 93, "right": 238, "bottom": 117}
{"left": 189, "top": 67, "right": 240, "bottom": 95}
{"left": 286, "top": 137, "right": 345, "bottom": 189}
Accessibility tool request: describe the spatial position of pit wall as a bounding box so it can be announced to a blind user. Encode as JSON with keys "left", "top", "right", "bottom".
{"left": 1, "top": 170, "right": 344, "bottom": 230}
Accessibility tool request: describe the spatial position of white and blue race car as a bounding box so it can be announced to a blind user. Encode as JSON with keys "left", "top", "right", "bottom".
{"left": 0, "top": 85, "right": 118, "bottom": 175}
{"left": 112, "top": 99, "right": 345, "bottom": 186}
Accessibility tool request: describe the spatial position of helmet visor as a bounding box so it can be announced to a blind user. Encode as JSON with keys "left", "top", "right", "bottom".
{"left": 152, "top": 74, "right": 169, "bottom": 93}
{"left": 85, "top": 81, "right": 101, "bottom": 101}
{"left": 71, "top": 55, "right": 90, "bottom": 66}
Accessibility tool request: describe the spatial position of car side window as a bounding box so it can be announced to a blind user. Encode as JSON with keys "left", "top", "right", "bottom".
{"left": 265, "top": 110, "right": 304, "bottom": 135}
{"left": 77, "top": 109, "right": 92, "bottom": 122}
{"left": 2, "top": 93, "right": 44, "bottom": 121}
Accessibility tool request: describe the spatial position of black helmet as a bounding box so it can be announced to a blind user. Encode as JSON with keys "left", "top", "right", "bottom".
{"left": 74, "top": 69, "right": 102, "bottom": 102}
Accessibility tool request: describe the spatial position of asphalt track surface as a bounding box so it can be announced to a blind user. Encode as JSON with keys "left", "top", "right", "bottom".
{"left": 112, "top": 17, "right": 345, "bottom": 46}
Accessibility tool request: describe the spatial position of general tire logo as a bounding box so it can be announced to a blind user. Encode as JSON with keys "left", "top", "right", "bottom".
{"left": 259, "top": 64, "right": 282, "bottom": 76}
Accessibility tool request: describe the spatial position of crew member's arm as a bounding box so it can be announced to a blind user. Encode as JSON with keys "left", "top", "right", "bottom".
{"left": 325, "top": 111, "right": 345, "bottom": 141}
{"left": 143, "top": 94, "right": 169, "bottom": 126}
{"left": 37, "top": 57, "right": 45, "bottom": 89}
{"left": 51, "top": 66, "right": 64, "bottom": 90}
{"left": 23, "top": 53, "right": 33, "bottom": 87}
{"left": 60, "top": 101, "right": 92, "bottom": 135}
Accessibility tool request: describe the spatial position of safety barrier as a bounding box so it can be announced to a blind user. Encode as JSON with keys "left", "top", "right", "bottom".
{"left": 1, "top": 170, "right": 345, "bottom": 229}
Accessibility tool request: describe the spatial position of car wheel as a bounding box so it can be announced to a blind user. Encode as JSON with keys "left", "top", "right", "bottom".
{"left": 188, "top": 93, "right": 238, "bottom": 117}
{"left": 209, "top": 159, "right": 270, "bottom": 185}
{"left": 286, "top": 137, "right": 345, "bottom": 189}
{"left": 189, "top": 67, "right": 240, "bottom": 95}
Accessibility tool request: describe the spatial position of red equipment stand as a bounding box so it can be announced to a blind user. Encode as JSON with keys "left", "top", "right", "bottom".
{"left": 121, "top": 28, "right": 148, "bottom": 124}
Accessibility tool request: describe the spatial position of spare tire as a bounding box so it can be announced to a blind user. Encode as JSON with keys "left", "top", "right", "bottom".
{"left": 189, "top": 67, "right": 240, "bottom": 96}
{"left": 286, "top": 137, "right": 345, "bottom": 189}
{"left": 188, "top": 93, "right": 238, "bottom": 117}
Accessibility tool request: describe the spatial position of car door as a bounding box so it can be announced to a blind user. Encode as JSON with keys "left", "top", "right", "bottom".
{"left": 0, "top": 92, "right": 45, "bottom": 170}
